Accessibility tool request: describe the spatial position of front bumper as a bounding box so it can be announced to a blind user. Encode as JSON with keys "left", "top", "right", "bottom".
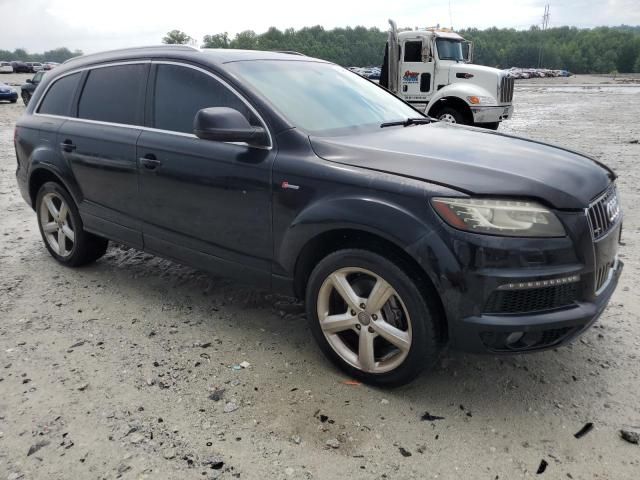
{"left": 451, "top": 258, "right": 622, "bottom": 353}
{"left": 471, "top": 105, "right": 514, "bottom": 123}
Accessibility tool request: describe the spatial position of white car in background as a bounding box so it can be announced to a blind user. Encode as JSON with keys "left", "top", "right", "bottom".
{"left": 26, "top": 62, "right": 43, "bottom": 72}
{"left": 0, "top": 62, "right": 14, "bottom": 73}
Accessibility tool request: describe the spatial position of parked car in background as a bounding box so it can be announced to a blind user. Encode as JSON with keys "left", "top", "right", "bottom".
{"left": 20, "top": 70, "right": 44, "bottom": 106}
{"left": 1, "top": 61, "right": 15, "bottom": 73}
{"left": 0, "top": 82, "right": 18, "bottom": 103}
{"left": 43, "top": 62, "right": 59, "bottom": 71}
{"left": 26, "top": 62, "right": 44, "bottom": 73}
{"left": 10, "top": 61, "right": 30, "bottom": 73}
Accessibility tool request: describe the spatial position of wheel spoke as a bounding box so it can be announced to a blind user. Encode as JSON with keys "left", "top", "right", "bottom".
{"left": 366, "top": 278, "right": 394, "bottom": 314}
{"left": 373, "top": 320, "right": 411, "bottom": 352}
{"left": 358, "top": 329, "right": 376, "bottom": 372}
{"left": 329, "top": 272, "right": 361, "bottom": 311}
{"left": 43, "top": 222, "right": 58, "bottom": 233}
{"left": 57, "top": 229, "right": 67, "bottom": 256}
{"left": 58, "top": 203, "right": 69, "bottom": 222}
{"left": 321, "top": 312, "right": 358, "bottom": 334}
{"left": 61, "top": 224, "right": 74, "bottom": 243}
{"left": 45, "top": 197, "right": 59, "bottom": 220}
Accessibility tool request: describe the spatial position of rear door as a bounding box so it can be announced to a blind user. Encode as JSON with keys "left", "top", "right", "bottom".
{"left": 136, "top": 62, "right": 274, "bottom": 283}
{"left": 57, "top": 62, "right": 149, "bottom": 247}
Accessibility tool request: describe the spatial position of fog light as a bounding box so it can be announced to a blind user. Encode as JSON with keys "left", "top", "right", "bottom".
{"left": 506, "top": 331, "right": 524, "bottom": 345}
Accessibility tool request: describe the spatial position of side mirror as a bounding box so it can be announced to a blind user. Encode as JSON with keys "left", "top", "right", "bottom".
{"left": 193, "top": 107, "right": 268, "bottom": 147}
{"left": 26, "top": 79, "right": 33, "bottom": 84}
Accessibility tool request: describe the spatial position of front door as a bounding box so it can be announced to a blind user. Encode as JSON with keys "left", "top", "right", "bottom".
{"left": 400, "top": 38, "right": 435, "bottom": 104}
{"left": 137, "top": 63, "right": 274, "bottom": 284}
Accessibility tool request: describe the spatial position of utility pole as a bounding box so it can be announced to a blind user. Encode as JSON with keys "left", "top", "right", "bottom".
{"left": 537, "top": 4, "right": 550, "bottom": 68}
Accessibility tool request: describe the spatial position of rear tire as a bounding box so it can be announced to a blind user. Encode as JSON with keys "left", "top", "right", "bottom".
{"left": 36, "top": 182, "right": 108, "bottom": 267}
{"left": 477, "top": 122, "right": 500, "bottom": 130}
{"left": 10, "top": 99, "right": 17, "bottom": 104}
{"left": 305, "top": 249, "right": 441, "bottom": 387}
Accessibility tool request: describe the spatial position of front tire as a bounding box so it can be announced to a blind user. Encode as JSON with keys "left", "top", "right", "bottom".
{"left": 477, "top": 122, "right": 500, "bottom": 130}
{"left": 36, "top": 182, "right": 108, "bottom": 267}
{"left": 436, "top": 106, "right": 465, "bottom": 125}
{"left": 22, "top": 92, "right": 30, "bottom": 106}
{"left": 305, "top": 249, "right": 441, "bottom": 387}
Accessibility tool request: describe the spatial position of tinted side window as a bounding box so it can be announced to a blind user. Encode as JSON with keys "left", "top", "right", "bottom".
{"left": 78, "top": 64, "right": 146, "bottom": 125}
{"left": 38, "top": 72, "right": 81, "bottom": 116}
{"left": 153, "top": 64, "right": 259, "bottom": 134}
{"left": 404, "top": 41, "right": 422, "bottom": 62}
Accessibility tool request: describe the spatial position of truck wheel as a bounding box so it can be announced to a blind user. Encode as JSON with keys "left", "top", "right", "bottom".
{"left": 437, "top": 106, "right": 465, "bottom": 124}
{"left": 305, "top": 249, "right": 441, "bottom": 387}
{"left": 36, "top": 182, "right": 109, "bottom": 267}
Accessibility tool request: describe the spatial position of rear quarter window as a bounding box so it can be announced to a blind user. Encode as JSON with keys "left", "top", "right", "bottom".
{"left": 38, "top": 72, "right": 82, "bottom": 116}
{"left": 78, "top": 64, "right": 147, "bottom": 125}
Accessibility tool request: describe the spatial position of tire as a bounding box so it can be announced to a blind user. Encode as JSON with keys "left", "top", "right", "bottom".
{"left": 22, "top": 92, "right": 30, "bottom": 106}
{"left": 36, "top": 182, "right": 108, "bottom": 267}
{"left": 477, "top": 122, "right": 500, "bottom": 130}
{"left": 10, "top": 99, "right": 17, "bottom": 104}
{"left": 305, "top": 249, "right": 441, "bottom": 387}
{"left": 436, "top": 106, "right": 465, "bottom": 125}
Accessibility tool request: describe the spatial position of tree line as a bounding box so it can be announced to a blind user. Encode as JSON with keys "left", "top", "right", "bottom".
{"left": 164, "top": 24, "right": 640, "bottom": 73}
{"left": 0, "top": 47, "right": 83, "bottom": 63}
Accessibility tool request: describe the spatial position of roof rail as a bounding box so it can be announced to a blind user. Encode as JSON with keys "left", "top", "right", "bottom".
{"left": 63, "top": 44, "right": 199, "bottom": 64}
{"left": 275, "top": 50, "right": 306, "bottom": 56}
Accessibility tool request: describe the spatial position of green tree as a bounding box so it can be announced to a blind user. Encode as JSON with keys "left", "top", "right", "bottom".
{"left": 162, "top": 30, "right": 193, "bottom": 45}
{"left": 201, "top": 32, "right": 230, "bottom": 48}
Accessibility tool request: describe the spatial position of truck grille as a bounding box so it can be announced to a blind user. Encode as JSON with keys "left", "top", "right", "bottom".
{"left": 499, "top": 76, "right": 514, "bottom": 103}
{"left": 586, "top": 184, "right": 620, "bottom": 241}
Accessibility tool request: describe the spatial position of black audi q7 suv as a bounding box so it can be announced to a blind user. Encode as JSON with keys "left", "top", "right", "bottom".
{"left": 14, "top": 46, "right": 622, "bottom": 386}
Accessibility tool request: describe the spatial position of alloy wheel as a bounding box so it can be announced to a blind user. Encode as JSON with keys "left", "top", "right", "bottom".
{"left": 316, "top": 267, "right": 412, "bottom": 374}
{"left": 39, "top": 192, "right": 75, "bottom": 257}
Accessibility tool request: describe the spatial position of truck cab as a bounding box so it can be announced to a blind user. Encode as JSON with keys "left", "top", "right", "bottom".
{"left": 381, "top": 21, "right": 514, "bottom": 129}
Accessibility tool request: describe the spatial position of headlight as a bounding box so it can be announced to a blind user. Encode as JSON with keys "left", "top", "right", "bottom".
{"left": 431, "top": 197, "right": 566, "bottom": 237}
{"left": 467, "top": 95, "right": 494, "bottom": 105}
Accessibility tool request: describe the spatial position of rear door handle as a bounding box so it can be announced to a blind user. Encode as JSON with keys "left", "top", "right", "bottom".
{"left": 139, "top": 154, "right": 161, "bottom": 170}
{"left": 60, "top": 139, "right": 76, "bottom": 152}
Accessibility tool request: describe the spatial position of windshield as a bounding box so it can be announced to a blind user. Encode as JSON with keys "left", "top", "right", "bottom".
{"left": 436, "top": 39, "right": 464, "bottom": 61}
{"left": 229, "top": 61, "right": 420, "bottom": 136}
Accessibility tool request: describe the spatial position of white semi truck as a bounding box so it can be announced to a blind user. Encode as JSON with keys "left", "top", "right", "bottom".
{"left": 380, "top": 20, "right": 514, "bottom": 129}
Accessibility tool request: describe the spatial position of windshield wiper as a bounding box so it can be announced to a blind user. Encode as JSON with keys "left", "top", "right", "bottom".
{"left": 380, "top": 117, "right": 432, "bottom": 128}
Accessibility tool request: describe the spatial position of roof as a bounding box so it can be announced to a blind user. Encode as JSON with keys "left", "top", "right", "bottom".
{"left": 397, "top": 30, "right": 464, "bottom": 41}
{"left": 61, "top": 45, "right": 324, "bottom": 69}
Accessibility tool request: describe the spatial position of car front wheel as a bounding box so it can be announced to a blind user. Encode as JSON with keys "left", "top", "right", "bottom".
{"left": 305, "top": 249, "right": 441, "bottom": 386}
{"left": 22, "top": 92, "right": 30, "bottom": 106}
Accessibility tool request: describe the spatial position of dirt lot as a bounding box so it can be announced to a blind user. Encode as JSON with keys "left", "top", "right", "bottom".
{"left": 1, "top": 74, "right": 639, "bottom": 480}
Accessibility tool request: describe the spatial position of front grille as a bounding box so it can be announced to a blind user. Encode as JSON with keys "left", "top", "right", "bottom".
{"left": 499, "top": 75, "right": 514, "bottom": 103}
{"left": 484, "top": 283, "right": 579, "bottom": 314}
{"left": 587, "top": 184, "right": 620, "bottom": 241}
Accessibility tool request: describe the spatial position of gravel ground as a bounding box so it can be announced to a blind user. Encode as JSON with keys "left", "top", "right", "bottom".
{"left": 1, "top": 74, "right": 639, "bottom": 480}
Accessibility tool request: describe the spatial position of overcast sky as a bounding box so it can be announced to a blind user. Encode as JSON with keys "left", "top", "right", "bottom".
{"left": 1, "top": 0, "right": 639, "bottom": 53}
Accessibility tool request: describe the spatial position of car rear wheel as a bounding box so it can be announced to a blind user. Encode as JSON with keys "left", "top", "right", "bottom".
{"left": 36, "top": 182, "right": 108, "bottom": 266}
{"left": 305, "top": 249, "right": 441, "bottom": 386}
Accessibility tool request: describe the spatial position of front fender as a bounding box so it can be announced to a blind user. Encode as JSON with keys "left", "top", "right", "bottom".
{"left": 277, "top": 195, "right": 460, "bottom": 295}
{"left": 426, "top": 83, "right": 498, "bottom": 113}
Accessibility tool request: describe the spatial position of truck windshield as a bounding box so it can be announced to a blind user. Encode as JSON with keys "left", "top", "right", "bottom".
{"left": 228, "top": 60, "right": 420, "bottom": 136}
{"left": 436, "top": 39, "right": 464, "bottom": 61}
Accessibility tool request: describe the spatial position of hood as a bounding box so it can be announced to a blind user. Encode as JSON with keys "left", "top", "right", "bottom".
{"left": 310, "top": 123, "right": 613, "bottom": 209}
{"left": 448, "top": 63, "right": 501, "bottom": 85}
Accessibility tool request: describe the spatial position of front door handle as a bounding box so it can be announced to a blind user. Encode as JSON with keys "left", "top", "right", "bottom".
{"left": 139, "top": 154, "right": 161, "bottom": 170}
{"left": 60, "top": 139, "right": 76, "bottom": 152}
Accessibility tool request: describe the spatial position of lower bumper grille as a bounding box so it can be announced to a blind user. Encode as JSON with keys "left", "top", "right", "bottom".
{"left": 484, "top": 283, "right": 579, "bottom": 314}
